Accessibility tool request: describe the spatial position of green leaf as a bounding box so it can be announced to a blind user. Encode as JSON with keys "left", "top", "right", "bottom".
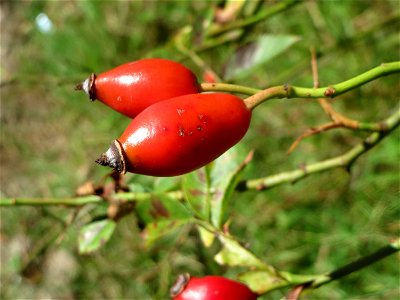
{"left": 78, "top": 219, "right": 116, "bottom": 255}
{"left": 197, "top": 225, "right": 215, "bottom": 248}
{"left": 182, "top": 166, "right": 211, "bottom": 220}
{"left": 215, "top": 234, "right": 268, "bottom": 269}
{"left": 239, "top": 270, "right": 320, "bottom": 294}
{"left": 182, "top": 145, "right": 253, "bottom": 228}
{"left": 224, "top": 34, "right": 301, "bottom": 80}
{"left": 216, "top": 234, "right": 291, "bottom": 294}
{"left": 209, "top": 146, "right": 253, "bottom": 228}
{"left": 142, "top": 219, "right": 190, "bottom": 248}
{"left": 153, "top": 176, "right": 182, "bottom": 193}
{"left": 127, "top": 182, "right": 147, "bottom": 193}
{"left": 238, "top": 270, "right": 289, "bottom": 294}
{"left": 135, "top": 193, "right": 193, "bottom": 247}
{"left": 135, "top": 193, "right": 191, "bottom": 225}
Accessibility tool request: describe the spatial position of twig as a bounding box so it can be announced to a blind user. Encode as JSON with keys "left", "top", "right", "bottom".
{"left": 206, "top": 0, "right": 298, "bottom": 37}
{"left": 287, "top": 115, "right": 392, "bottom": 155}
{"left": 317, "top": 99, "right": 360, "bottom": 128}
{"left": 310, "top": 238, "right": 400, "bottom": 289}
{"left": 185, "top": 0, "right": 294, "bottom": 53}
{"left": 310, "top": 47, "right": 320, "bottom": 89}
{"left": 199, "top": 62, "right": 400, "bottom": 109}
{"left": 279, "top": 238, "right": 400, "bottom": 297}
{"left": 287, "top": 48, "right": 383, "bottom": 154}
{"left": 194, "top": 29, "right": 244, "bottom": 53}
{"left": 174, "top": 28, "right": 222, "bottom": 82}
{"left": 244, "top": 61, "right": 400, "bottom": 110}
{"left": 0, "top": 195, "right": 102, "bottom": 206}
{"left": 240, "top": 108, "right": 400, "bottom": 191}
{"left": 0, "top": 191, "right": 184, "bottom": 207}
{"left": 200, "top": 82, "right": 261, "bottom": 95}
{"left": 287, "top": 122, "right": 342, "bottom": 155}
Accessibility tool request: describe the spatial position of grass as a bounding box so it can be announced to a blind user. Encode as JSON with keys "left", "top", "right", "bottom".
{"left": 1, "top": 1, "right": 399, "bottom": 299}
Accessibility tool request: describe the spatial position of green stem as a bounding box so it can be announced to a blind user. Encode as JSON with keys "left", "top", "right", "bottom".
{"left": 245, "top": 61, "right": 400, "bottom": 109}
{"left": 200, "top": 62, "right": 400, "bottom": 110}
{"left": 292, "top": 61, "right": 400, "bottom": 98}
{"left": 200, "top": 82, "right": 261, "bottom": 96}
{"left": 206, "top": 0, "right": 298, "bottom": 37}
{"left": 0, "top": 195, "right": 102, "bottom": 206}
{"left": 357, "top": 120, "right": 390, "bottom": 131}
{"left": 0, "top": 191, "right": 184, "bottom": 207}
{"left": 281, "top": 238, "right": 400, "bottom": 295}
{"left": 174, "top": 27, "right": 223, "bottom": 82}
{"left": 194, "top": 30, "right": 244, "bottom": 53}
{"left": 310, "top": 238, "right": 400, "bottom": 288}
{"left": 240, "top": 108, "right": 400, "bottom": 191}
{"left": 114, "top": 190, "right": 183, "bottom": 202}
{"left": 340, "top": 108, "right": 400, "bottom": 167}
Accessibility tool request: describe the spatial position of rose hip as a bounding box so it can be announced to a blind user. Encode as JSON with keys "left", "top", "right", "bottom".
{"left": 76, "top": 58, "right": 200, "bottom": 118}
{"left": 96, "top": 93, "right": 251, "bottom": 176}
{"left": 170, "top": 273, "right": 258, "bottom": 300}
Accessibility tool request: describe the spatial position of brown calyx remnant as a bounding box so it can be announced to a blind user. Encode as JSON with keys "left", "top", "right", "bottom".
{"left": 170, "top": 273, "right": 191, "bottom": 298}
{"left": 75, "top": 73, "right": 97, "bottom": 101}
{"left": 95, "top": 139, "right": 126, "bottom": 174}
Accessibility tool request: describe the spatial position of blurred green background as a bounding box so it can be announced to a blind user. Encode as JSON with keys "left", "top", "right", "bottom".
{"left": 1, "top": 1, "right": 399, "bottom": 299}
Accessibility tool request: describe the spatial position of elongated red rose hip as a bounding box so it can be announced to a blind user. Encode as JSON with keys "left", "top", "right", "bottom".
{"left": 96, "top": 93, "right": 251, "bottom": 177}
{"left": 170, "top": 273, "right": 258, "bottom": 300}
{"left": 76, "top": 58, "right": 200, "bottom": 118}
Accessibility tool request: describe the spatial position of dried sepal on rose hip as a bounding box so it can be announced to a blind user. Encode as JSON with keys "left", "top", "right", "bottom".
{"left": 76, "top": 58, "right": 200, "bottom": 118}
{"left": 170, "top": 273, "right": 258, "bottom": 300}
{"left": 95, "top": 93, "right": 251, "bottom": 177}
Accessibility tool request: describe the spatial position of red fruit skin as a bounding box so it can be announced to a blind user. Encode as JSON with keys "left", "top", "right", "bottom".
{"left": 93, "top": 58, "right": 200, "bottom": 118}
{"left": 118, "top": 93, "right": 251, "bottom": 176}
{"left": 173, "top": 276, "right": 258, "bottom": 300}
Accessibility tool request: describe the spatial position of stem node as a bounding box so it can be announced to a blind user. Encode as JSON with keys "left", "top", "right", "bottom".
{"left": 323, "top": 86, "right": 336, "bottom": 97}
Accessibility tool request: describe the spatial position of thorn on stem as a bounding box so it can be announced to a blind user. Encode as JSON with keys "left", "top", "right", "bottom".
{"left": 324, "top": 87, "right": 336, "bottom": 97}
{"left": 255, "top": 183, "right": 267, "bottom": 191}
{"left": 285, "top": 284, "right": 306, "bottom": 300}
{"left": 284, "top": 83, "right": 291, "bottom": 97}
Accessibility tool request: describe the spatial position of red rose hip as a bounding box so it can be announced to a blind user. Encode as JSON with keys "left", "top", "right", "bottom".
{"left": 96, "top": 93, "right": 251, "bottom": 176}
{"left": 76, "top": 58, "right": 200, "bottom": 118}
{"left": 170, "top": 273, "right": 258, "bottom": 300}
